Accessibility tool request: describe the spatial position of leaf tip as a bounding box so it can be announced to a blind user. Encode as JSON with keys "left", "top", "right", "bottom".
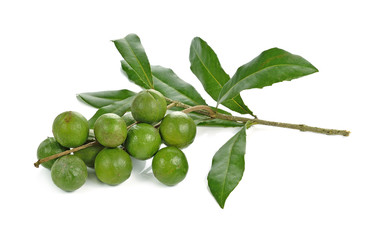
{"left": 191, "top": 36, "right": 201, "bottom": 42}
{"left": 218, "top": 200, "right": 226, "bottom": 209}
{"left": 76, "top": 94, "right": 86, "bottom": 104}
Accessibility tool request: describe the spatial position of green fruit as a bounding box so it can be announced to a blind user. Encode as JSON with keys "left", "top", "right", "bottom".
{"left": 37, "top": 137, "right": 69, "bottom": 169}
{"left": 94, "top": 113, "right": 127, "bottom": 147}
{"left": 131, "top": 89, "right": 167, "bottom": 124}
{"left": 51, "top": 155, "right": 87, "bottom": 192}
{"left": 122, "top": 112, "right": 136, "bottom": 126}
{"left": 52, "top": 111, "right": 89, "bottom": 148}
{"left": 159, "top": 112, "right": 196, "bottom": 149}
{"left": 152, "top": 146, "right": 188, "bottom": 186}
{"left": 74, "top": 143, "right": 104, "bottom": 168}
{"left": 95, "top": 148, "right": 132, "bottom": 185}
{"left": 125, "top": 123, "right": 161, "bottom": 160}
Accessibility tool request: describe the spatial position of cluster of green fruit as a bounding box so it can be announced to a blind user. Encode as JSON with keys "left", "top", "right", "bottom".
{"left": 36, "top": 89, "right": 196, "bottom": 192}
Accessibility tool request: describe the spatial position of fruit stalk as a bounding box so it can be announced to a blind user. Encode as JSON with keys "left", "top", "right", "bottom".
{"left": 34, "top": 141, "right": 99, "bottom": 168}
{"left": 165, "top": 97, "right": 350, "bottom": 136}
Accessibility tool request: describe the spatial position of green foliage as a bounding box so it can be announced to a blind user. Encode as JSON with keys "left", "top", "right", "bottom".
{"left": 113, "top": 34, "right": 153, "bottom": 89}
{"left": 190, "top": 37, "right": 254, "bottom": 116}
{"left": 77, "top": 89, "right": 136, "bottom": 108}
{"left": 218, "top": 48, "right": 318, "bottom": 105}
{"left": 207, "top": 124, "right": 251, "bottom": 208}
{"left": 152, "top": 65, "right": 207, "bottom": 106}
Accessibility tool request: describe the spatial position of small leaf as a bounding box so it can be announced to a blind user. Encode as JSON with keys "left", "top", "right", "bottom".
{"left": 190, "top": 37, "right": 254, "bottom": 115}
{"left": 152, "top": 65, "right": 207, "bottom": 106}
{"left": 77, "top": 89, "right": 136, "bottom": 108}
{"left": 113, "top": 34, "right": 153, "bottom": 89}
{"left": 218, "top": 48, "right": 319, "bottom": 104}
{"left": 207, "top": 123, "right": 252, "bottom": 208}
{"left": 88, "top": 96, "right": 135, "bottom": 128}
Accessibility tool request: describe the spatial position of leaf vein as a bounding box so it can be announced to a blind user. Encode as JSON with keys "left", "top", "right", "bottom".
{"left": 123, "top": 38, "right": 153, "bottom": 88}
{"left": 219, "top": 130, "right": 242, "bottom": 203}
{"left": 219, "top": 64, "right": 316, "bottom": 103}
{"left": 153, "top": 75, "right": 199, "bottom": 105}
{"left": 191, "top": 45, "right": 223, "bottom": 89}
{"left": 230, "top": 98, "right": 248, "bottom": 113}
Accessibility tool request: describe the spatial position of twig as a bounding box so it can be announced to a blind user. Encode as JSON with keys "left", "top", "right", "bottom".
{"left": 34, "top": 141, "right": 99, "bottom": 168}
{"left": 165, "top": 97, "right": 350, "bottom": 137}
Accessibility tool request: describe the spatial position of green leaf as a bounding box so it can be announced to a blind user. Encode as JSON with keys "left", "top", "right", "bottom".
{"left": 218, "top": 48, "right": 319, "bottom": 105}
{"left": 190, "top": 37, "right": 254, "bottom": 116}
{"left": 113, "top": 34, "right": 153, "bottom": 89}
{"left": 152, "top": 65, "right": 207, "bottom": 106}
{"left": 207, "top": 123, "right": 252, "bottom": 208}
{"left": 77, "top": 89, "right": 136, "bottom": 108}
{"left": 120, "top": 60, "right": 149, "bottom": 89}
{"left": 88, "top": 96, "right": 135, "bottom": 128}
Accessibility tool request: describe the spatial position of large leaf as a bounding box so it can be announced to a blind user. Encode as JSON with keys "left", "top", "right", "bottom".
{"left": 88, "top": 96, "right": 135, "bottom": 128}
{"left": 190, "top": 37, "right": 254, "bottom": 116}
{"left": 77, "top": 89, "right": 136, "bottom": 108}
{"left": 207, "top": 123, "right": 251, "bottom": 208}
{"left": 113, "top": 34, "right": 153, "bottom": 89}
{"left": 218, "top": 48, "right": 319, "bottom": 104}
{"left": 152, "top": 65, "right": 207, "bottom": 106}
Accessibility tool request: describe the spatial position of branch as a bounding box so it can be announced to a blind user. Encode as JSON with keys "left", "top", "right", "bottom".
{"left": 34, "top": 141, "right": 99, "bottom": 168}
{"left": 165, "top": 97, "right": 350, "bottom": 137}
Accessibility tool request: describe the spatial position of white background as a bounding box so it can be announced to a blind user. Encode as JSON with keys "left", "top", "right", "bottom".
{"left": 0, "top": 0, "right": 370, "bottom": 239}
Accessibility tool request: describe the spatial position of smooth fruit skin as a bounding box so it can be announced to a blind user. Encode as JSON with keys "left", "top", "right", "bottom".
{"left": 52, "top": 111, "right": 89, "bottom": 148}
{"left": 51, "top": 155, "right": 87, "bottom": 192}
{"left": 159, "top": 112, "right": 196, "bottom": 149}
{"left": 73, "top": 143, "right": 104, "bottom": 168}
{"left": 131, "top": 89, "right": 167, "bottom": 124}
{"left": 152, "top": 147, "right": 188, "bottom": 186}
{"left": 94, "top": 113, "right": 127, "bottom": 147}
{"left": 95, "top": 148, "right": 132, "bottom": 185}
{"left": 125, "top": 123, "right": 161, "bottom": 160}
{"left": 37, "top": 137, "right": 69, "bottom": 169}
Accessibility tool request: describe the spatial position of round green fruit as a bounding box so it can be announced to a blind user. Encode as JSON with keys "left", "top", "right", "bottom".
{"left": 131, "top": 89, "right": 167, "bottom": 124}
{"left": 95, "top": 148, "right": 132, "bottom": 185}
{"left": 94, "top": 113, "right": 127, "bottom": 147}
{"left": 125, "top": 123, "right": 161, "bottom": 160}
{"left": 159, "top": 111, "right": 196, "bottom": 149}
{"left": 122, "top": 112, "right": 136, "bottom": 126}
{"left": 74, "top": 143, "right": 104, "bottom": 168}
{"left": 152, "top": 146, "right": 188, "bottom": 186}
{"left": 37, "top": 137, "right": 69, "bottom": 169}
{"left": 51, "top": 155, "right": 87, "bottom": 192}
{"left": 52, "top": 111, "right": 89, "bottom": 148}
